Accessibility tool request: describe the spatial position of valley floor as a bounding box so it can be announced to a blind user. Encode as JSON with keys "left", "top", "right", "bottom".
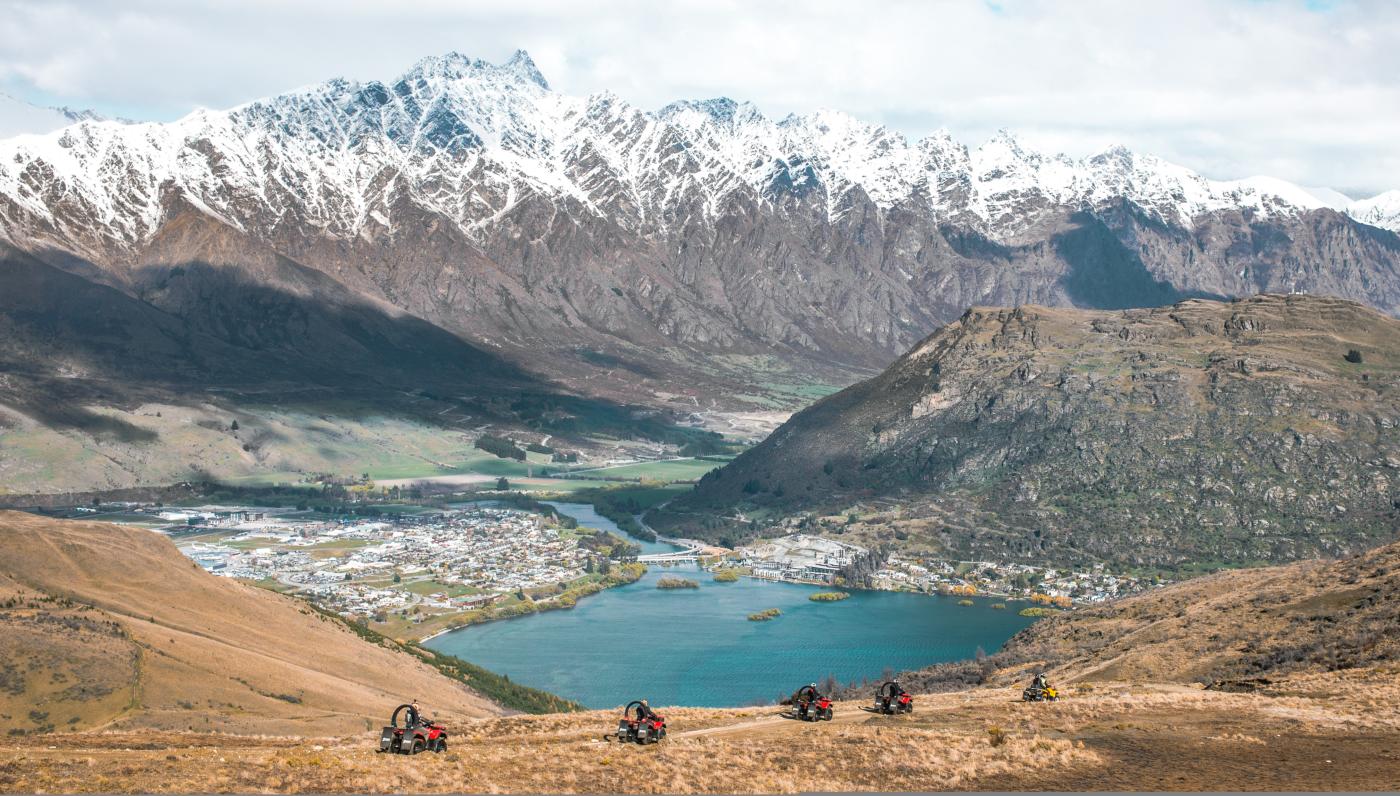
{"left": 4, "top": 669, "right": 1397, "bottom": 793}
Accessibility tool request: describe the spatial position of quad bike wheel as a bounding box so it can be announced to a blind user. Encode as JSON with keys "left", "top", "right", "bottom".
{"left": 411, "top": 738, "right": 425, "bottom": 755}
{"left": 821, "top": 707, "right": 833, "bottom": 720}
{"left": 433, "top": 738, "right": 447, "bottom": 753}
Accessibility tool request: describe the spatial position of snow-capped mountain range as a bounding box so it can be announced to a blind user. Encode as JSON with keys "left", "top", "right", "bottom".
{"left": 1, "top": 51, "right": 1399, "bottom": 403}
{"left": 2, "top": 49, "right": 1396, "bottom": 256}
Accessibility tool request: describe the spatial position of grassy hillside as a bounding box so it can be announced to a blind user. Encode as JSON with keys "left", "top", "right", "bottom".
{"left": 872, "top": 535, "right": 1400, "bottom": 695}
{"left": 0, "top": 512, "right": 543, "bottom": 734}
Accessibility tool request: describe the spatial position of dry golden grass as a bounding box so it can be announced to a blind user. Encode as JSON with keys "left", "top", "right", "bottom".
{"left": 0, "top": 703, "right": 1094, "bottom": 793}
{"left": 5, "top": 667, "right": 1399, "bottom": 793}
{"left": 991, "top": 537, "right": 1400, "bottom": 688}
{"left": 0, "top": 512, "right": 501, "bottom": 736}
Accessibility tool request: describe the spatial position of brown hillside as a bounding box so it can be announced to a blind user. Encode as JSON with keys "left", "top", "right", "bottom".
{"left": 884, "top": 537, "right": 1400, "bottom": 696}
{"left": 0, "top": 511, "right": 501, "bottom": 735}
{"left": 1016, "top": 537, "right": 1400, "bottom": 685}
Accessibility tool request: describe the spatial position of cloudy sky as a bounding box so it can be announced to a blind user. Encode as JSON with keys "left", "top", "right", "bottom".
{"left": 2, "top": 0, "right": 1397, "bottom": 197}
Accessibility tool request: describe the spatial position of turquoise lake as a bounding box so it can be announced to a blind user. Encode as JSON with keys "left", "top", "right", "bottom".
{"left": 426, "top": 502, "right": 1036, "bottom": 708}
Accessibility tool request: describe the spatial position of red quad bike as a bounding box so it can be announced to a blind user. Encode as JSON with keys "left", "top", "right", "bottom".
{"left": 793, "top": 685, "right": 834, "bottom": 722}
{"left": 379, "top": 704, "right": 448, "bottom": 755}
{"left": 614, "top": 700, "right": 667, "bottom": 744}
{"left": 874, "top": 681, "right": 913, "bottom": 715}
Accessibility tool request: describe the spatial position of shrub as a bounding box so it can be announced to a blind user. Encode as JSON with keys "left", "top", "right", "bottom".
{"left": 656, "top": 576, "right": 699, "bottom": 590}
{"left": 475, "top": 434, "right": 526, "bottom": 461}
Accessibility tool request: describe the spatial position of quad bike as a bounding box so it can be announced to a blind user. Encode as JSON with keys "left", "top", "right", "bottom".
{"left": 379, "top": 704, "right": 448, "bottom": 754}
{"left": 1021, "top": 685, "right": 1059, "bottom": 702}
{"left": 873, "top": 681, "right": 913, "bottom": 714}
{"left": 792, "top": 684, "right": 834, "bottom": 721}
{"left": 613, "top": 700, "right": 667, "bottom": 744}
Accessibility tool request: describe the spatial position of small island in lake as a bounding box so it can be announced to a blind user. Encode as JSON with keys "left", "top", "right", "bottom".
{"left": 712, "top": 569, "right": 740, "bottom": 582}
{"left": 747, "top": 608, "right": 782, "bottom": 621}
{"left": 656, "top": 576, "right": 700, "bottom": 590}
{"left": 808, "top": 591, "right": 849, "bottom": 602}
{"left": 957, "top": 598, "right": 975, "bottom": 606}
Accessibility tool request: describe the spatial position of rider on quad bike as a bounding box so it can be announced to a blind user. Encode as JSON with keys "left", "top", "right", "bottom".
{"left": 379, "top": 700, "right": 448, "bottom": 754}
{"left": 1022, "top": 672, "right": 1059, "bottom": 702}
{"left": 874, "top": 680, "right": 913, "bottom": 714}
{"left": 793, "top": 683, "right": 834, "bottom": 721}
{"left": 615, "top": 699, "right": 667, "bottom": 744}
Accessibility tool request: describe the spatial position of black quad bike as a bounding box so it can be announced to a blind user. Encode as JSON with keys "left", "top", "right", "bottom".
{"left": 792, "top": 684, "right": 834, "bottom": 721}
{"left": 873, "top": 681, "right": 913, "bottom": 715}
{"left": 612, "top": 700, "right": 667, "bottom": 744}
{"left": 379, "top": 704, "right": 448, "bottom": 754}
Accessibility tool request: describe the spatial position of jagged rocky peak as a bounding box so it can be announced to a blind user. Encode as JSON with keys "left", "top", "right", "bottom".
{"left": 3, "top": 46, "right": 1397, "bottom": 259}
{"left": 399, "top": 49, "right": 549, "bottom": 90}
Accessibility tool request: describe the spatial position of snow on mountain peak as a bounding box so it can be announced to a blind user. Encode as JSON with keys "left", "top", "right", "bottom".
{"left": 0, "top": 50, "right": 1396, "bottom": 255}
{"left": 1347, "top": 189, "right": 1400, "bottom": 230}
{"left": 503, "top": 50, "right": 550, "bottom": 90}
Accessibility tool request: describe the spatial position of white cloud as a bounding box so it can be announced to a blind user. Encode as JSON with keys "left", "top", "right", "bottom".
{"left": 1, "top": 0, "right": 1397, "bottom": 196}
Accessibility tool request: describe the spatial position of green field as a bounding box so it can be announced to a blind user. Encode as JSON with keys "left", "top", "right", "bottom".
{"left": 564, "top": 457, "right": 729, "bottom": 482}
{"left": 401, "top": 579, "right": 485, "bottom": 598}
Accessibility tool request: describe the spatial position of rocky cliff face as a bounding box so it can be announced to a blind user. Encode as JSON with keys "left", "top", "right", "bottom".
{"left": 668, "top": 295, "right": 1400, "bottom": 568}
{"left": 2, "top": 52, "right": 1399, "bottom": 409}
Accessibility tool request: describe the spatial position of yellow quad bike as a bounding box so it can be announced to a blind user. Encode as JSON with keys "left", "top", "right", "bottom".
{"left": 1021, "top": 685, "right": 1059, "bottom": 702}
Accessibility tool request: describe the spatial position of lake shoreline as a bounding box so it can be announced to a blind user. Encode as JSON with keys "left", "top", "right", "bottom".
{"left": 413, "top": 563, "right": 647, "bottom": 642}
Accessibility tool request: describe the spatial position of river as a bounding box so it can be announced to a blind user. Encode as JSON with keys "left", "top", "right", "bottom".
{"left": 425, "top": 502, "right": 1036, "bottom": 708}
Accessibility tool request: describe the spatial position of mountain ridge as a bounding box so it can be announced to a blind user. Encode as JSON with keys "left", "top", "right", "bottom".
{"left": 663, "top": 294, "right": 1400, "bottom": 568}
{"left": 2, "top": 51, "right": 1400, "bottom": 484}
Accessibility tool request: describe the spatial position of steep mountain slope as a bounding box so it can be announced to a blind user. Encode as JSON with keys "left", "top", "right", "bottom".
{"left": 0, "top": 511, "right": 511, "bottom": 735}
{"left": 666, "top": 295, "right": 1400, "bottom": 568}
{"left": 2, "top": 51, "right": 1399, "bottom": 409}
{"left": 0, "top": 228, "right": 716, "bottom": 493}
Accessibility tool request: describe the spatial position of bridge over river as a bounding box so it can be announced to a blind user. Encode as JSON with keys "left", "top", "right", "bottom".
{"left": 635, "top": 548, "right": 702, "bottom": 563}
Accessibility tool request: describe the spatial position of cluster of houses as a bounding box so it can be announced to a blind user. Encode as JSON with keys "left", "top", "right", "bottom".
{"left": 875, "top": 555, "right": 1151, "bottom": 604}
{"left": 730, "top": 533, "right": 1150, "bottom": 604}
{"left": 175, "top": 506, "right": 592, "bottom": 622}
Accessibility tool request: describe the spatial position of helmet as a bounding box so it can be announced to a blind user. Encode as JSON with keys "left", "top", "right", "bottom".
{"left": 809, "top": 683, "right": 818, "bottom": 689}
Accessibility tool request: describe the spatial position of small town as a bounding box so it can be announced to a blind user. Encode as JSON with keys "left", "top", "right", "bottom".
{"left": 163, "top": 504, "right": 615, "bottom": 630}
{"left": 731, "top": 533, "right": 1154, "bottom": 605}
{"left": 83, "top": 503, "right": 1154, "bottom": 631}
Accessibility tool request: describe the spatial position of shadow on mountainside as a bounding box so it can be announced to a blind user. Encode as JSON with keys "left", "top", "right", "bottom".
{"left": 0, "top": 245, "right": 708, "bottom": 446}
{"left": 1054, "top": 210, "right": 1227, "bottom": 310}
